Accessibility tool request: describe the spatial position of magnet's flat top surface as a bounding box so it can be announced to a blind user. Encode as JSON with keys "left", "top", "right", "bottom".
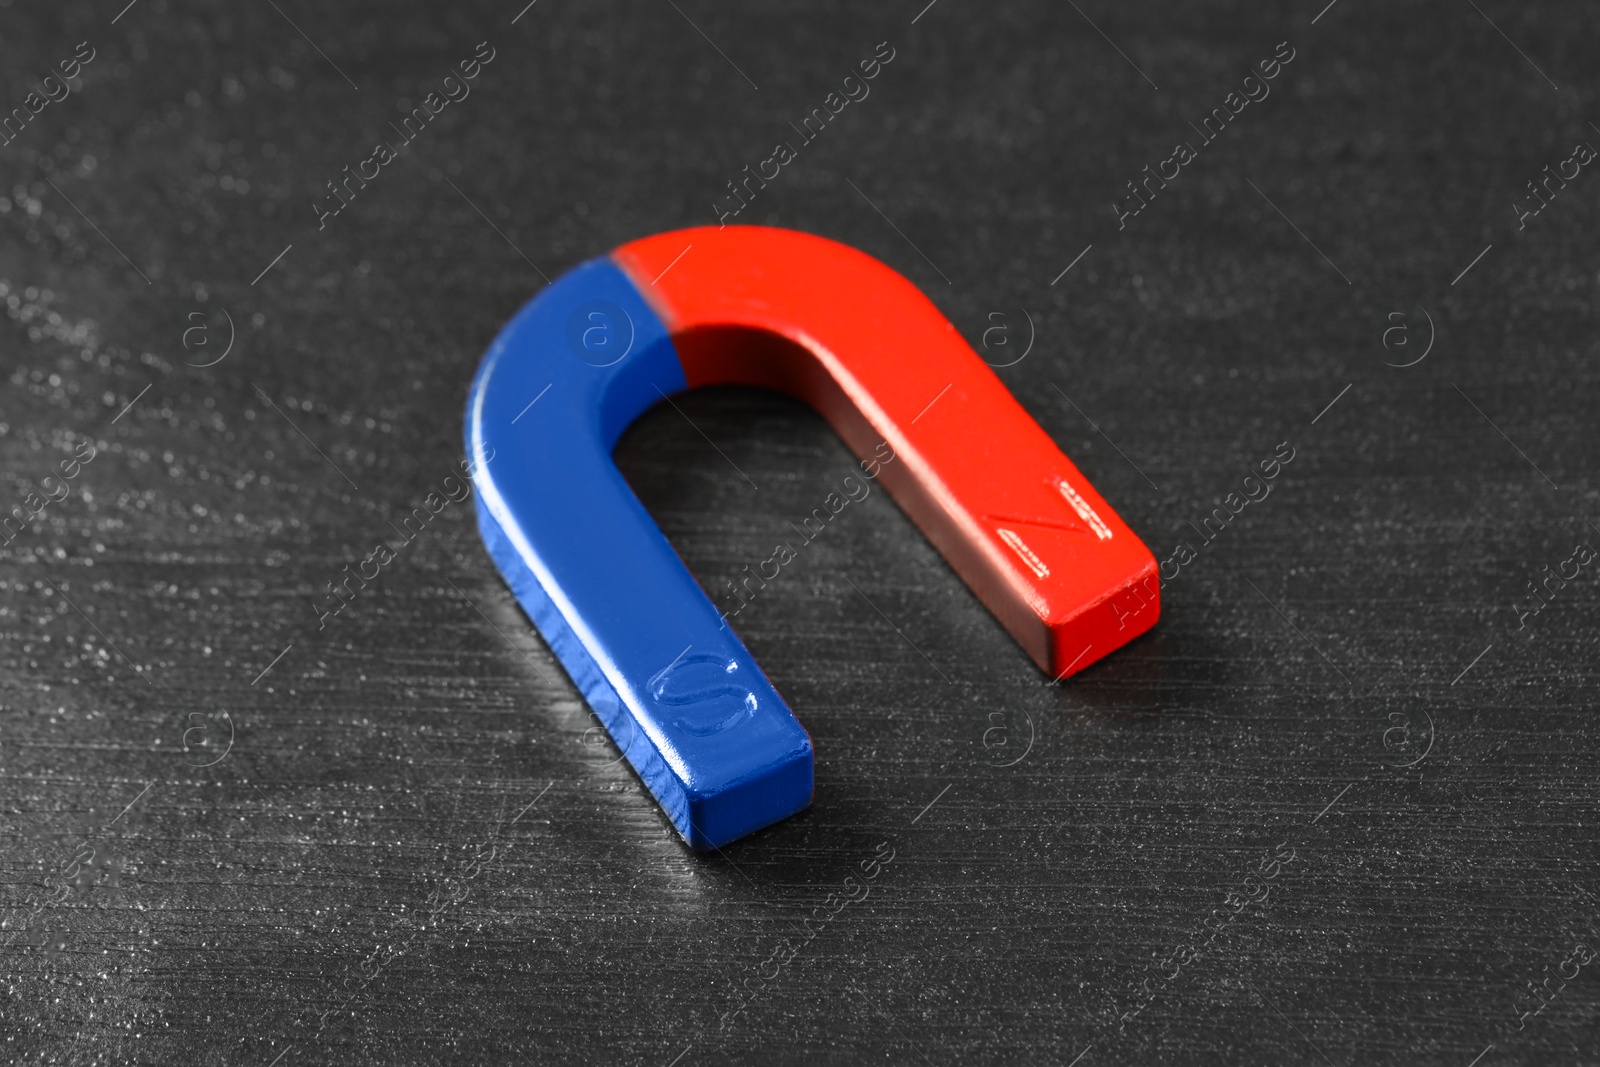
{"left": 2, "top": 2, "right": 1597, "bottom": 1065}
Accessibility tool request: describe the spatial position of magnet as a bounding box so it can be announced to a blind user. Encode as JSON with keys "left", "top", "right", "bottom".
{"left": 465, "top": 226, "right": 1158, "bottom": 850}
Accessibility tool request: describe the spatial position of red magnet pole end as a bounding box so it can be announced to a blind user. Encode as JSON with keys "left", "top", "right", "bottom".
{"left": 615, "top": 227, "right": 1158, "bottom": 680}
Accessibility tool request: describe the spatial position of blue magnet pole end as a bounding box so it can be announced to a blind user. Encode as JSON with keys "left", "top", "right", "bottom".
{"left": 464, "top": 257, "right": 813, "bottom": 851}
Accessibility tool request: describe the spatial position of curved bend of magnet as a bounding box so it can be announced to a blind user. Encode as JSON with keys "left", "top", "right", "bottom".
{"left": 465, "top": 226, "right": 1159, "bottom": 850}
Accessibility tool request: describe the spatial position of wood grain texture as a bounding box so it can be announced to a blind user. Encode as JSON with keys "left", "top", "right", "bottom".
{"left": 1, "top": 1, "right": 1597, "bottom": 1064}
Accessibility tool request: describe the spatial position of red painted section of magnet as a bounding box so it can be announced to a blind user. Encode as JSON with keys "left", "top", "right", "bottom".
{"left": 614, "top": 226, "right": 1158, "bottom": 679}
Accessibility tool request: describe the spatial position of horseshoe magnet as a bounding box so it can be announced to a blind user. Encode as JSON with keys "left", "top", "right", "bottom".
{"left": 465, "top": 226, "right": 1158, "bottom": 850}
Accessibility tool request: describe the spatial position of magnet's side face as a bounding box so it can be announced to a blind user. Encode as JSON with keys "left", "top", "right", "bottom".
{"left": 464, "top": 257, "right": 814, "bottom": 852}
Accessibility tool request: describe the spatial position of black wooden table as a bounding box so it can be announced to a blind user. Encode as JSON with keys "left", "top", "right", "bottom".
{"left": 2, "top": 1, "right": 1597, "bottom": 1063}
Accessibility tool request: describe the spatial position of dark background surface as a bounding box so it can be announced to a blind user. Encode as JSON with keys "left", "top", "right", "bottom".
{"left": 1, "top": 0, "right": 1597, "bottom": 1064}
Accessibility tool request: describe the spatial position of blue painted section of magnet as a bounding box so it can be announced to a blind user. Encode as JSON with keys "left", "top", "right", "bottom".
{"left": 464, "top": 257, "right": 813, "bottom": 850}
